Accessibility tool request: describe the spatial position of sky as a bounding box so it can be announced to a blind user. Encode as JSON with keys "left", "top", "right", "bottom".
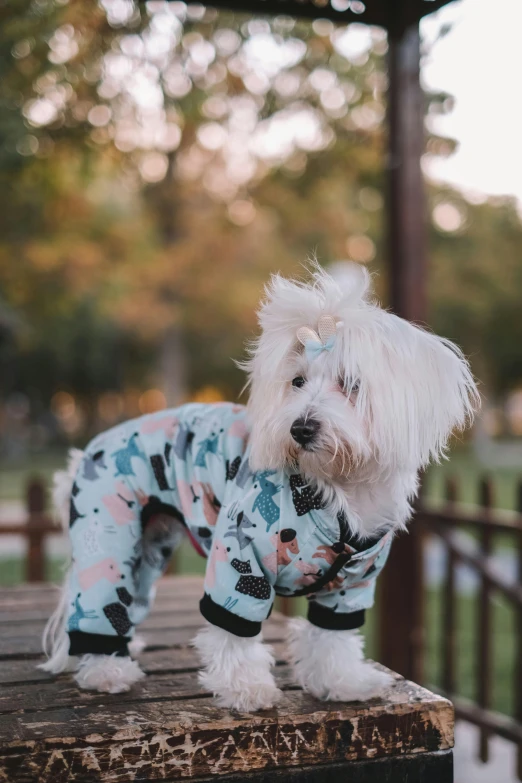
{"left": 421, "top": 0, "right": 522, "bottom": 207}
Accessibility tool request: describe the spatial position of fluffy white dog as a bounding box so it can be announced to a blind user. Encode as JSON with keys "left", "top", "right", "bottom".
{"left": 40, "top": 264, "right": 478, "bottom": 711}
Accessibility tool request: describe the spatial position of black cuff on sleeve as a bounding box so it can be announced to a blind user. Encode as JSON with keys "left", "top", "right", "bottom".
{"left": 68, "top": 631, "right": 130, "bottom": 657}
{"left": 200, "top": 593, "right": 264, "bottom": 637}
{"left": 307, "top": 601, "right": 366, "bottom": 631}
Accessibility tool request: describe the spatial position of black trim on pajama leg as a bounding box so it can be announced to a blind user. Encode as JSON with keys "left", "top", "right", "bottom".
{"left": 199, "top": 593, "right": 264, "bottom": 637}
{"left": 307, "top": 602, "right": 366, "bottom": 631}
{"left": 68, "top": 631, "right": 130, "bottom": 656}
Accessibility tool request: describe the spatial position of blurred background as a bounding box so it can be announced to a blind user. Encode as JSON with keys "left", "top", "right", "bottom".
{"left": 1, "top": 0, "right": 521, "bottom": 780}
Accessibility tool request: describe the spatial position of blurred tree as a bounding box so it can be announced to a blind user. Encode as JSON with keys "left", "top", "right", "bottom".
{"left": 429, "top": 190, "right": 522, "bottom": 398}
{"left": 1, "top": 0, "right": 522, "bottom": 440}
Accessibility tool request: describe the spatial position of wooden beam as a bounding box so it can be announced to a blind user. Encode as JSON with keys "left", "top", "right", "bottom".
{"left": 174, "top": 0, "right": 457, "bottom": 28}
{"left": 387, "top": 21, "right": 427, "bottom": 323}
{"left": 378, "top": 18, "right": 426, "bottom": 683}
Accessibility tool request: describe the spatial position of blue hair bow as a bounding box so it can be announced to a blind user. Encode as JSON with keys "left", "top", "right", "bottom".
{"left": 297, "top": 315, "right": 339, "bottom": 362}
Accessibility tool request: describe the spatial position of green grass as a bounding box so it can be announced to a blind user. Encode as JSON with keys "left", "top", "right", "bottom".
{"left": 425, "top": 445, "right": 522, "bottom": 512}
{"left": 0, "top": 450, "right": 67, "bottom": 503}
{"left": 0, "top": 556, "right": 65, "bottom": 586}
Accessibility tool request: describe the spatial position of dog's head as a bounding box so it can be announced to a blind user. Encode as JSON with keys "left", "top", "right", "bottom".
{"left": 244, "top": 264, "right": 479, "bottom": 484}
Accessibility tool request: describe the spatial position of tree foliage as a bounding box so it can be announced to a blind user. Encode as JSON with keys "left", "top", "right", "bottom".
{"left": 0, "top": 0, "right": 521, "bottom": 437}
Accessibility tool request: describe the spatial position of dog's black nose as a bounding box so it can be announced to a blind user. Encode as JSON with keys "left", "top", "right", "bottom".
{"left": 290, "top": 418, "right": 320, "bottom": 446}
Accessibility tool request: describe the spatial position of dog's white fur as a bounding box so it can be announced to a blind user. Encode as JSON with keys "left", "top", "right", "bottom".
{"left": 40, "top": 264, "right": 479, "bottom": 708}
{"left": 39, "top": 449, "right": 84, "bottom": 677}
{"left": 286, "top": 618, "right": 391, "bottom": 701}
{"left": 195, "top": 625, "right": 281, "bottom": 711}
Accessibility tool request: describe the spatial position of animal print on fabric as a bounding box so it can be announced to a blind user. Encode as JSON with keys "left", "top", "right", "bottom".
{"left": 226, "top": 456, "right": 241, "bottom": 482}
{"left": 116, "top": 587, "right": 133, "bottom": 607}
{"left": 66, "top": 402, "right": 392, "bottom": 652}
{"left": 235, "top": 574, "right": 271, "bottom": 601}
{"left": 289, "top": 474, "right": 325, "bottom": 516}
{"left": 103, "top": 602, "right": 133, "bottom": 636}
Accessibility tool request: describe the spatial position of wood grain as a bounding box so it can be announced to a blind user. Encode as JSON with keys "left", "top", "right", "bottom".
{"left": 0, "top": 577, "right": 454, "bottom": 782}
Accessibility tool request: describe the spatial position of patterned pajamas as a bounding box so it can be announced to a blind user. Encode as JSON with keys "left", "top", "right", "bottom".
{"left": 66, "top": 403, "right": 392, "bottom": 656}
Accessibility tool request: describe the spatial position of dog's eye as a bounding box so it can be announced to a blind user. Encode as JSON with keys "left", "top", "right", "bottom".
{"left": 339, "top": 376, "right": 360, "bottom": 395}
{"left": 350, "top": 379, "right": 360, "bottom": 394}
{"left": 292, "top": 376, "right": 306, "bottom": 389}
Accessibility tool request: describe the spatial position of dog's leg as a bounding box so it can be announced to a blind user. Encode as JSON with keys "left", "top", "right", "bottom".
{"left": 287, "top": 617, "right": 393, "bottom": 701}
{"left": 194, "top": 623, "right": 281, "bottom": 711}
{"left": 72, "top": 514, "right": 186, "bottom": 693}
{"left": 39, "top": 571, "right": 146, "bottom": 691}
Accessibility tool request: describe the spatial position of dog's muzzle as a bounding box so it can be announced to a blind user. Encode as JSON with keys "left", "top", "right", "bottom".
{"left": 290, "top": 418, "right": 320, "bottom": 447}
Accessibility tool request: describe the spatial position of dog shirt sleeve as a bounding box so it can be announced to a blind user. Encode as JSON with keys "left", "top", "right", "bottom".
{"left": 307, "top": 533, "right": 393, "bottom": 631}
{"left": 200, "top": 519, "right": 276, "bottom": 638}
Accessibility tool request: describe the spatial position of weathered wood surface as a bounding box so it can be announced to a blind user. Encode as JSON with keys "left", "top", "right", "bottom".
{"left": 0, "top": 576, "right": 454, "bottom": 782}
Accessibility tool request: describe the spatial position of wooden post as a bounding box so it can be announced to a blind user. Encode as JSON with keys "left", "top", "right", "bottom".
{"left": 386, "top": 15, "right": 427, "bottom": 323}
{"left": 378, "top": 14, "right": 426, "bottom": 682}
{"left": 26, "top": 478, "right": 46, "bottom": 582}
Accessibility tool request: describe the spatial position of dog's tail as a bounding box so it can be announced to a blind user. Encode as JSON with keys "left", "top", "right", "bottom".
{"left": 52, "top": 448, "right": 84, "bottom": 531}
{"left": 39, "top": 448, "right": 84, "bottom": 674}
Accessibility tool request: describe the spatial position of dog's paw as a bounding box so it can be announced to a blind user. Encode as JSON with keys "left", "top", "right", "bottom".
{"left": 310, "top": 664, "right": 394, "bottom": 702}
{"left": 214, "top": 682, "right": 282, "bottom": 712}
{"left": 75, "top": 654, "right": 145, "bottom": 694}
{"left": 194, "top": 622, "right": 281, "bottom": 712}
{"left": 287, "top": 620, "right": 394, "bottom": 703}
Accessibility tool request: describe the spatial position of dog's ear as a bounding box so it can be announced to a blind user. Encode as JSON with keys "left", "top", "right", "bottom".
{"left": 364, "top": 316, "right": 480, "bottom": 470}
{"left": 409, "top": 329, "right": 479, "bottom": 466}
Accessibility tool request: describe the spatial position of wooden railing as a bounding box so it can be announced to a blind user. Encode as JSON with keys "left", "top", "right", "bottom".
{"left": 417, "top": 476, "right": 522, "bottom": 780}
{"left": 0, "top": 478, "right": 59, "bottom": 582}
{"left": 4, "top": 472, "right": 522, "bottom": 778}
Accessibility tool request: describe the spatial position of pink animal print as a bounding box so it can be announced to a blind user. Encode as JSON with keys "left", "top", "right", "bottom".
{"left": 228, "top": 418, "right": 249, "bottom": 446}
{"left": 293, "top": 558, "right": 322, "bottom": 588}
{"left": 136, "top": 488, "right": 149, "bottom": 507}
{"left": 78, "top": 557, "right": 123, "bottom": 590}
{"left": 262, "top": 531, "right": 299, "bottom": 574}
{"left": 312, "top": 542, "right": 355, "bottom": 565}
{"left": 103, "top": 481, "right": 136, "bottom": 526}
{"left": 195, "top": 482, "right": 220, "bottom": 526}
{"left": 262, "top": 550, "right": 278, "bottom": 575}
{"left": 178, "top": 481, "right": 220, "bottom": 526}
{"left": 140, "top": 415, "right": 179, "bottom": 439}
{"left": 205, "top": 540, "right": 229, "bottom": 588}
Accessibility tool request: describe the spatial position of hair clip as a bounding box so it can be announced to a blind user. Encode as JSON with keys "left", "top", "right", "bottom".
{"left": 297, "top": 315, "right": 338, "bottom": 361}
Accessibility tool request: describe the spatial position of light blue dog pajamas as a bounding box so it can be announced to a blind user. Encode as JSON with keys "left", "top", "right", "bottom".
{"left": 66, "top": 403, "right": 392, "bottom": 657}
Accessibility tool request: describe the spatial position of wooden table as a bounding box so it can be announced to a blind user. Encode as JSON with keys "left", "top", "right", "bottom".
{"left": 0, "top": 576, "right": 454, "bottom": 782}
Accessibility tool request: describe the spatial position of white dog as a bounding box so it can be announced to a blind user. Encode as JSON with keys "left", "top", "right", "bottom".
{"left": 40, "top": 264, "right": 478, "bottom": 711}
